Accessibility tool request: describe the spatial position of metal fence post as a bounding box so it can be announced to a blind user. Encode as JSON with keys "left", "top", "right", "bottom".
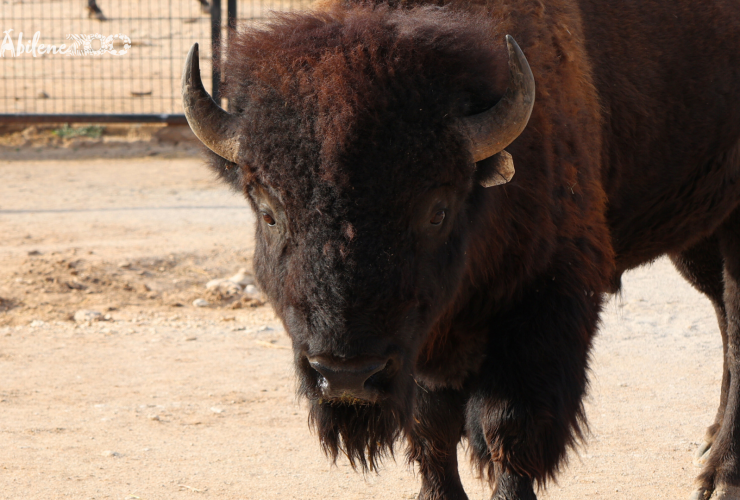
{"left": 228, "top": 0, "right": 238, "bottom": 31}
{"left": 227, "top": 0, "right": 237, "bottom": 111}
{"left": 211, "top": 0, "right": 222, "bottom": 105}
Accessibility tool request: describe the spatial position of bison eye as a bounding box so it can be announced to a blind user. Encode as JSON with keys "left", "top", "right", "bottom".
{"left": 430, "top": 210, "right": 446, "bottom": 226}
{"left": 261, "top": 211, "right": 276, "bottom": 226}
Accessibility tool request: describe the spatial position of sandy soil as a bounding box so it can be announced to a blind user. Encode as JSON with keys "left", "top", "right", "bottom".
{"left": 0, "top": 123, "right": 202, "bottom": 161}
{"left": 0, "top": 156, "right": 724, "bottom": 499}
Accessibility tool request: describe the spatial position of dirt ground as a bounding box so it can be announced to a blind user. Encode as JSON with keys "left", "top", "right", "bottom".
{"left": 0, "top": 149, "right": 725, "bottom": 499}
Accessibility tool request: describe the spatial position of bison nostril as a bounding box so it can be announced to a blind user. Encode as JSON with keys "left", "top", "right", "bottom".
{"left": 363, "top": 360, "right": 392, "bottom": 390}
{"left": 307, "top": 355, "right": 394, "bottom": 400}
{"left": 314, "top": 371, "right": 329, "bottom": 392}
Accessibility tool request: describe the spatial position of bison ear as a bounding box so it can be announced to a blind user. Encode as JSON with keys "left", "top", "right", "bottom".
{"left": 476, "top": 150, "right": 515, "bottom": 187}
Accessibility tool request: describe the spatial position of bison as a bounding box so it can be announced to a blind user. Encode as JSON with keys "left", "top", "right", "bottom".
{"left": 181, "top": 1, "right": 740, "bottom": 498}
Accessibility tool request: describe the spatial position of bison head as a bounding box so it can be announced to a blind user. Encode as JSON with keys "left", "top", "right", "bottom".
{"left": 182, "top": 6, "right": 533, "bottom": 470}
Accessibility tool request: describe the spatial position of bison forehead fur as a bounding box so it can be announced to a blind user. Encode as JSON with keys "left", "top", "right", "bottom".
{"left": 208, "top": 6, "right": 510, "bottom": 197}
{"left": 192, "top": 1, "right": 740, "bottom": 499}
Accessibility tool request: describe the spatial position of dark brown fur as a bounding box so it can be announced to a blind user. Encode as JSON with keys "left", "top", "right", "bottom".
{"left": 200, "top": 1, "right": 740, "bottom": 498}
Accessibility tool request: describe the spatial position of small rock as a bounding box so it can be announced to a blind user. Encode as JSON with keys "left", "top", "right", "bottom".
{"left": 66, "top": 281, "right": 86, "bottom": 291}
{"left": 27, "top": 250, "right": 41, "bottom": 256}
{"left": 29, "top": 320, "right": 45, "bottom": 327}
{"left": 147, "top": 414, "right": 161, "bottom": 421}
{"left": 74, "top": 310, "right": 103, "bottom": 322}
{"left": 210, "top": 407, "right": 223, "bottom": 414}
{"left": 101, "top": 450, "right": 121, "bottom": 457}
{"left": 206, "top": 279, "right": 241, "bottom": 295}
{"left": 185, "top": 336, "right": 197, "bottom": 341}
{"left": 37, "top": 90, "right": 49, "bottom": 99}
{"left": 206, "top": 278, "right": 226, "bottom": 289}
{"left": 228, "top": 268, "right": 253, "bottom": 287}
{"left": 244, "top": 284, "right": 258, "bottom": 295}
{"left": 117, "top": 262, "right": 132, "bottom": 269}
{"left": 192, "top": 298, "right": 209, "bottom": 308}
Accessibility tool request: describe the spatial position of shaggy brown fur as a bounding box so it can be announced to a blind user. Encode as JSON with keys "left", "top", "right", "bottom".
{"left": 199, "top": 1, "right": 740, "bottom": 499}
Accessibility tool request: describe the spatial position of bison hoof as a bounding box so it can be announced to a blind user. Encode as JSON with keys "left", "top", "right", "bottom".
{"left": 694, "top": 441, "right": 712, "bottom": 467}
{"left": 690, "top": 489, "right": 711, "bottom": 500}
{"left": 691, "top": 486, "right": 740, "bottom": 500}
{"left": 714, "top": 486, "right": 740, "bottom": 499}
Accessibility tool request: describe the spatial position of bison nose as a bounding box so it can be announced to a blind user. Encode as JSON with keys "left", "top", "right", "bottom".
{"left": 307, "top": 355, "right": 393, "bottom": 401}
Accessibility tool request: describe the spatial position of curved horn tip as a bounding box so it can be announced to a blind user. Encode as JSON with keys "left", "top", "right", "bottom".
{"left": 505, "top": 35, "right": 524, "bottom": 71}
{"left": 181, "top": 41, "right": 244, "bottom": 164}
{"left": 504, "top": 35, "right": 533, "bottom": 91}
{"left": 188, "top": 42, "right": 199, "bottom": 59}
{"left": 505, "top": 35, "right": 527, "bottom": 60}
{"left": 455, "top": 34, "right": 535, "bottom": 163}
{"left": 189, "top": 43, "right": 199, "bottom": 66}
{"left": 183, "top": 43, "right": 201, "bottom": 88}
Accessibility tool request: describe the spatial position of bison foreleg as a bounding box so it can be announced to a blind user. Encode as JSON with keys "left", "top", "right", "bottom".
{"left": 465, "top": 262, "right": 603, "bottom": 498}
{"left": 693, "top": 208, "right": 740, "bottom": 500}
{"left": 669, "top": 235, "right": 728, "bottom": 470}
{"left": 408, "top": 387, "right": 468, "bottom": 500}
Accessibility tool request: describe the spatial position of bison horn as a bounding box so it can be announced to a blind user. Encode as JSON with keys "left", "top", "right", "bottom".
{"left": 181, "top": 43, "right": 244, "bottom": 164}
{"left": 457, "top": 35, "right": 535, "bottom": 166}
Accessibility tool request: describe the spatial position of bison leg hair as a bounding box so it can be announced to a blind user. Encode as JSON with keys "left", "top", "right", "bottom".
{"left": 408, "top": 387, "right": 468, "bottom": 500}
{"left": 464, "top": 257, "right": 603, "bottom": 496}
{"left": 489, "top": 470, "right": 536, "bottom": 500}
{"left": 693, "top": 209, "right": 740, "bottom": 499}
{"left": 669, "top": 236, "right": 729, "bottom": 469}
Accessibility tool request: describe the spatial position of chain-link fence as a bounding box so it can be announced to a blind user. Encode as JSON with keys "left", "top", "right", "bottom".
{"left": 0, "top": 0, "right": 311, "bottom": 123}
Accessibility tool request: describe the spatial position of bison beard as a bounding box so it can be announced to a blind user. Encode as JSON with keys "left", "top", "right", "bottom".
{"left": 305, "top": 381, "right": 415, "bottom": 471}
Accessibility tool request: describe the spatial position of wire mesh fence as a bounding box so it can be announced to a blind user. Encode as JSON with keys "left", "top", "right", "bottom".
{"left": 0, "top": 0, "right": 312, "bottom": 121}
{"left": 238, "top": 0, "right": 309, "bottom": 22}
